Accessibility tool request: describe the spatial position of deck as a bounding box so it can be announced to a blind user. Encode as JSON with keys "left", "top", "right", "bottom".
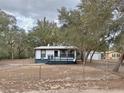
{"left": 46, "top": 57, "right": 76, "bottom": 64}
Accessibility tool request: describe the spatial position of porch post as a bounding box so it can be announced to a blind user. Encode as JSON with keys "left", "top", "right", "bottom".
{"left": 74, "top": 50, "right": 76, "bottom": 59}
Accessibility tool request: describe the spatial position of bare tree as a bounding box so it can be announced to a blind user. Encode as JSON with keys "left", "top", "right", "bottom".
{"left": 113, "top": 53, "right": 124, "bottom": 72}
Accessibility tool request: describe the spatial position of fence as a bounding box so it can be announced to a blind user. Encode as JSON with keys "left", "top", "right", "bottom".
{"left": 0, "top": 58, "right": 122, "bottom": 90}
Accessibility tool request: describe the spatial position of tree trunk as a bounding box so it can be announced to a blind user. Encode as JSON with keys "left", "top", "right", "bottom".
{"left": 113, "top": 53, "right": 124, "bottom": 72}
{"left": 11, "top": 44, "right": 14, "bottom": 60}
{"left": 90, "top": 50, "right": 96, "bottom": 63}
{"left": 85, "top": 50, "right": 91, "bottom": 63}
{"left": 80, "top": 50, "right": 84, "bottom": 62}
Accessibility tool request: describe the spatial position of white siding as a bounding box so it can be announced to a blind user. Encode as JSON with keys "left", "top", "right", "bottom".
{"left": 88, "top": 52, "right": 101, "bottom": 60}
{"left": 45, "top": 50, "right": 54, "bottom": 59}
{"left": 74, "top": 50, "right": 77, "bottom": 59}
{"left": 58, "top": 50, "right": 60, "bottom": 57}
{"left": 35, "top": 49, "right": 77, "bottom": 61}
{"left": 35, "top": 50, "right": 41, "bottom": 59}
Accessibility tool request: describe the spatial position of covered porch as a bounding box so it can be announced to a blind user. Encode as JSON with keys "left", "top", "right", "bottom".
{"left": 46, "top": 49, "right": 76, "bottom": 64}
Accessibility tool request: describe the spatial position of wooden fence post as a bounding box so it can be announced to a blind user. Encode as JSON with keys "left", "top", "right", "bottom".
{"left": 39, "top": 65, "right": 41, "bottom": 80}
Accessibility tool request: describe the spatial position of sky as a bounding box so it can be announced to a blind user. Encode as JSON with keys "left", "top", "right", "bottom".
{"left": 0, "top": 0, "right": 80, "bottom": 31}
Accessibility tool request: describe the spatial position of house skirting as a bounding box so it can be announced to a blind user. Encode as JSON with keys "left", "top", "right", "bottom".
{"left": 35, "top": 59, "right": 48, "bottom": 63}
{"left": 35, "top": 59, "right": 76, "bottom": 64}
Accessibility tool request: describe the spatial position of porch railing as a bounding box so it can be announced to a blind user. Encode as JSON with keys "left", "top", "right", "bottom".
{"left": 48, "top": 53, "right": 75, "bottom": 62}
{"left": 60, "top": 53, "right": 74, "bottom": 58}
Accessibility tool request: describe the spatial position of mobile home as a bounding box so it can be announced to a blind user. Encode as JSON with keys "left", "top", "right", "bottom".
{"left": 87, "top": 51, "right": 102, "bottom": 60}
{"left": 105, "top": 51, "right": 121, "bottom": 60}
{"left": 34, "top": 46, "right": 77, "bottom": 64}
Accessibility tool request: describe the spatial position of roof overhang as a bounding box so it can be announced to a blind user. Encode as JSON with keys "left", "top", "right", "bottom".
{"left": 34, "top": 46, "right": 77, "bottom": 50}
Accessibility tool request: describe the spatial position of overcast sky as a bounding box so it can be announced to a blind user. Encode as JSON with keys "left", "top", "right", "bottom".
{"left": 0, "top": 0, "right": 80, "bottom": 31}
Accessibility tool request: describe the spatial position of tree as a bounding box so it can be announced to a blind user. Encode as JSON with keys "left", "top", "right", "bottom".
{"left": 0, "top": 10, "right": 16, "bottom": 59}
{"left": 112, "top": 0, "right": 124, "bottom": 72}
{"left": 31, "top": 17, "right": 61, "bottom": 46}
{"left": 58, "top": 0, "right": 118, "bottom": 63}
{"left": 113, "top": 31, "right": 124, "bottom": 72}
{"left": 0, "top": 10, "right": 30, "bottom": 59}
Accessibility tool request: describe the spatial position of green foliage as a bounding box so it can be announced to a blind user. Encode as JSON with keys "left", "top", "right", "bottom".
{"left": 0, "top": 0, "right": 123, "bottom": 60}
{"left": 31, "top": 18, "right": 62, "bottom": 46}
{"left": 58, "top": 0, "right": 116, "bottom": 49}
{"left": 57, "top": 0, "right": 120, "bottom": 61}
{"left": 113, "top": 31, "right": 124, "bottom": 52}
{"left": 0, "top": 10, "right": 30, "bottom": 59}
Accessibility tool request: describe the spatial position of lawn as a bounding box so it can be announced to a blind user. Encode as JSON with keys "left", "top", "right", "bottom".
{"left": 0, "top": 59, "right": 124, "bottom": 93}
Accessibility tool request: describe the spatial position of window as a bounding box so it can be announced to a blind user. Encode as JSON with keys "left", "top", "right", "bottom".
{"left": 60, "top": 50, "right": 66, "bottom": 57}
{"left": 117, "top": 54, "right": 120, "bottom": 57}
{"left": 68, "top": 50, "right": 74, "bottom": 57}
{"left": 69, "top": 50, "right": 74, "bottom": 54}
{"left": 54, "top": 50, "right": 58, "bottom": 57}
{"left": 41, "top": 50, "right": 46, "bottom": 58}
{"left": 112, "top": 54, "right": 115, "bottom": 57}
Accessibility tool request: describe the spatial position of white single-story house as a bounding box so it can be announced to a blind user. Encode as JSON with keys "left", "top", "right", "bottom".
{"left": 87, "top": 51, "right": 102, "bottom": 60}
{"left": 34, "top": 46, "right": 77, "bottom": 64}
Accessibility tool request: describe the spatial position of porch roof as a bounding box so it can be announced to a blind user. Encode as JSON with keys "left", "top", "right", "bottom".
{"left": 34, "top": 46, "right": 77, "bottom": 50}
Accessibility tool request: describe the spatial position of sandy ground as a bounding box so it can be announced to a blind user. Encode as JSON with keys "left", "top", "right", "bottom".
{"left": 0, "top": 89, "right": 124, "bottom": 93}
{"left": 22, "top": 89, "right": 124, "bottom": 93}
{"left": 0, "top": 59, "right": 124, "bottom": 93}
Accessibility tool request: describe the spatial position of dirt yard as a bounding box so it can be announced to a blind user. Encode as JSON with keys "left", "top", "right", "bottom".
{"left": 0, "top": 59, "right": 124, "bottom": 93}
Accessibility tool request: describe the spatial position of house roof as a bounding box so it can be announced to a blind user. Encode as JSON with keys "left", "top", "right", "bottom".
{"left": 106, "top": 51, "right": 121, "bottom": 54}
{"left": 34, "top": 46, "right": 77, "bottom": 50}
